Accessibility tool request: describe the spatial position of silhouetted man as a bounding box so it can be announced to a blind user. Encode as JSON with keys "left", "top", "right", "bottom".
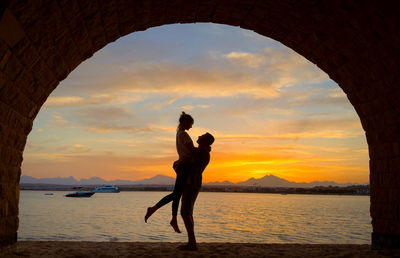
{"left": 179, "top": 132, "right": 214, "bottom": 251}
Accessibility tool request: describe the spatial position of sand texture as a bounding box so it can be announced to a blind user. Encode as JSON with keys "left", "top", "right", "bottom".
{"left": 1, "top": 242, "right": 400, "bottom": 257}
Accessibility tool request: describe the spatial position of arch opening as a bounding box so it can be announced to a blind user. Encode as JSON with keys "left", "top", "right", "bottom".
{"left": 19, "top": 23, "right": 370, "bottom": 243}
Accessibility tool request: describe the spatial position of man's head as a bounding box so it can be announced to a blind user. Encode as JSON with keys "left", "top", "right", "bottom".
{"left": 197, "top": 132, "right": 215, "bottom": 147}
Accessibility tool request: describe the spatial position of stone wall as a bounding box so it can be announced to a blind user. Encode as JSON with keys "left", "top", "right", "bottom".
{"left": 0, "top": 0, "right": 399, "bottom": 248}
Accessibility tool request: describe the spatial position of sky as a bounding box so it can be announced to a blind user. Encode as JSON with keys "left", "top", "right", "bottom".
{"left": 21, "top": 23, "right": 369, "bottom": 184}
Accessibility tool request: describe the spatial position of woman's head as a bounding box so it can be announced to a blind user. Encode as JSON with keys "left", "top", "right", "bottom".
{"left": 178, "top": 112, "right": 194, "bottom": 130}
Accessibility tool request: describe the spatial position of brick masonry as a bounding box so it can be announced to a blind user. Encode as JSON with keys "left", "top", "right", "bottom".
{"left": 0, "top": 0, "right": 399, "bottom": 248}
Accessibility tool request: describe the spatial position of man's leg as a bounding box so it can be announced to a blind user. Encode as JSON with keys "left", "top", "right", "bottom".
{"left": 180, "top": 186, "right": 199, "bottom": 250}
{"left": 181, "top": 212, "right": 197, "bottom": 249}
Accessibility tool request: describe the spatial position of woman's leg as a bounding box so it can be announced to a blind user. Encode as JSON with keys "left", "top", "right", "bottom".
{"left": 145, "top": 192, "right": 173, "bottom": 223}
{"left": 170, "top": 172, "right": 187, "bottom": 233}
{"left": 145, "top": 173, "right": 185, "bottom": 223}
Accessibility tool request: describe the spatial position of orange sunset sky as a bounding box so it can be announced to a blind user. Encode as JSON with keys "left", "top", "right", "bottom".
{"left": 21, "top": 23, "right": 369, "bottom": 184}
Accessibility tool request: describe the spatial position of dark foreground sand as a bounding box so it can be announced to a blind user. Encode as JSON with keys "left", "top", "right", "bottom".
{"left": 1, "top": 242, "right": 400, "bottom": 257}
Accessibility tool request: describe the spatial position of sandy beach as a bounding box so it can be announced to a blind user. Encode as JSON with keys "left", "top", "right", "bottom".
{"left": 1, "top": 242, "right": 399, "bottom": 257}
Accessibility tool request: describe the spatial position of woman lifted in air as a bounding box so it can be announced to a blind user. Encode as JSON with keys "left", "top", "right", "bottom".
{"left": 145, "top": 112, "right": 195, "bottom": 233}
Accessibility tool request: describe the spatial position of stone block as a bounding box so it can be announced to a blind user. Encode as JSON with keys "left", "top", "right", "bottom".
{"left": 2, "top": 182, "right": 18, "bottom": 203}
{"left": 44, "top": 54, "right": 68, "bottom": 81}
{"left": 0, "top": 72, "right": 5, "bottom": 91}
{"left": 0, "top": 164, "right": 7, "bottom": 183}
{"left": 15, "top": 134, "right": 27, "bottom": 151}
{"left": 117, "top": 0, "right": 137, "bottom": 24}
{"left": 164, "top": 0, "right": 184, "bottom": 24}
{"left": 16, "top": 42, "right": 40, "bottom": 70}
{"left": 9, "top": 0, "right": 35, "bottom": 25}
{"left": 392, "top": 142, "right": 400, "bottom": 157}
{"left": 381, "top": 203, "right": 396, "bottom": 220}
{"left": 10, "top": 149, "right": 22, "bottom": 167}
{"left": 99, "top": 1, "right": 120, "bottom": 42}
{"left": 0, "top": 49, "right": 11, "bottom": 70}
{"left": 178, "top": 0, "right": 198, "bottom": 23}
{"left": 30, "top": 59, "right": 57, "bottom": 91}
{"left": 0, "top": 123, "right": 9, "bottom": 145}
{"left": 68, "top": 19, "right": 94, "bottom": 60}
{"left": 0, "top": 145, "right": 20, "bottom": 167}
{"left": 24, "top": 17, "right": 45, "bottom": 44}
{"left": 370, "top": 201, "right": 380, "bottom": 218}
{"left": 0, "top": 104, "right": 12, "bottom": 125}
{"left": 0, "top": 166, "right": 20, "bottom": 186}
{"left": 78, "top": 0, "right": 100, "bottom": 18}
{"left": 102, "top": 21, "right": 120, "bottom": 43}
{"left": 0, "top": 82, "right": 19, "bottom": 111}
{"left": 15, "top": 70, "right": 35, "bottom": 96}
{"left": 0, "top": 198, "right": 7, "bottom": 217}
{"left": 374, "top": 218, "right": 391, "bottom": 234}
{"left": 0, "top": 10, "right": 25, "bottom": 47}
{"left": 59, "top": 0, "right": 81, "bottom": 22}
{"left": 372, "top": 232, "right": 400, "bottom": 249}
{"left": 54, "top": 36, "right": 80, "bottom": 71}
{"left": 196, "top": 3, "right": 217, "bottom": 22}
{"left": 4, "top": 216, "right": 18, "bottom": 235}
{"left": 7, "top": 199, "right": 18, "bottom": 217}
{"left": 388, "top": 157, "right": 400, "bottom": 175}
{"left": 0, "top": 216, "right": 6, "bottom": 237}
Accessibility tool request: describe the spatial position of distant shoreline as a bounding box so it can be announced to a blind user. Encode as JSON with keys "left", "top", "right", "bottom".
{"left": 20, "top": 183, "right": 370, "bottom": 196}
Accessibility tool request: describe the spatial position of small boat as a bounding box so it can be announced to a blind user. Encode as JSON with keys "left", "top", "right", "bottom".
{"left": 93, "top": 185, "right": 120, "bottom": 193}
{"left": 65, "top": 191, "right": 95, "bottom": 198}
{"left": 44, "top": 193, "right": 54, "bottom": 195}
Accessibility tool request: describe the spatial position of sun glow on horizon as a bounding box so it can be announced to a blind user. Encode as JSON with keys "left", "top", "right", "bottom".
{"left": 22, "top": 23, "right": 368, "bottom": 185}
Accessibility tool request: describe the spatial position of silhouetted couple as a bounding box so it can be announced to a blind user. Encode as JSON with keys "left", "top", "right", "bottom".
{"left": 145, "top": 112, "right": 214, "bottom": 251}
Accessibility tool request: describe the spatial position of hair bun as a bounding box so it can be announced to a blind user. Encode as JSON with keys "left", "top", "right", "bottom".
{"left": 181, "top": 111, "right": 186, "bottom": 115}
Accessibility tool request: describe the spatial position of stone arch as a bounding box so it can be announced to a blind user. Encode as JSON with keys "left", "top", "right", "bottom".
{"left": 0, "top": 0, "right": 399, "bottom": 248}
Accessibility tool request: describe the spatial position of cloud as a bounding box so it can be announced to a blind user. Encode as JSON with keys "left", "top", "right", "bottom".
{"left": 278, "top": 118, "right": 362, "bottom": 133}
{"left": 181, "top": 105, "right": 194, "bottom": 110}
{"left": 73, "top": 106, "right": 133, "bottom": 121}
{"left": 44, "top": 94, "right": 142, "bottom": 108}
{"left": 210, "top": 118, "right": 363, "bottom": 143}
{"left": 197, "top": 104, "right": 211, "bottom": 108}
{"left": 226, "top": 52, "right": 266, "bottom": 68}
{"left": 151, "top": 98, "right": 177, "bottom": 110}
{"left": 58, "top": 46, "right": 329, "bottom": 100}
{"left": 71, "top": 144, "right": 91, "bottom": 153}
{"left": 48, "top": 114, "right": 69, "bottom": 128}
{"left": 85, "top": 125, "right": 153, "bottom": 134}
{"left": 61, "top": 106, "right": 158, "bottom": 134}
{"left": 215, "top": 130, "right": 362, "bottom": 142}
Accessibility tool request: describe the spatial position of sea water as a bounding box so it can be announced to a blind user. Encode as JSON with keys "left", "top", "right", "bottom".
{"left": 18, "top": 191, "right": 371, "bottom": 243}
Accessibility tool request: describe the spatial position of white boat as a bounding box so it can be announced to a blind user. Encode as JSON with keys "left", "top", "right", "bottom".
{"left": 93, "top": 185, "right": 120, "bottom": 193}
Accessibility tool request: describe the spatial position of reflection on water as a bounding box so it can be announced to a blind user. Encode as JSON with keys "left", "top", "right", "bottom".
{"left": 19, "top": 191, "right": 371, "bottom": 243}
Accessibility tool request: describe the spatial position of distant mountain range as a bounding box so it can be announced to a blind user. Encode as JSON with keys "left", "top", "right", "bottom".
{"left": 20, "top": 174, "right": 366, "bottom": 188}
{"left": 207, "top": 174, "right": 365, "bottom": 187}
{"left": 20, "top": 174, "right": 175, "bottom": 186}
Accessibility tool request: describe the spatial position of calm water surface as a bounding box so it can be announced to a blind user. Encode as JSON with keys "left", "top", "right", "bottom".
{"left": 19, "top": 191, "right": 371, "bottom": 243}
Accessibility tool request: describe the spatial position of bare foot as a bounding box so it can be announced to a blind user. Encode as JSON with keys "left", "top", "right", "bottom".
{"left": 145, "top": 207, "right": 157, "bottom": 223}
{"left": 170, "top": 218, "right": 181, "bottom": 233}
{"left": 177, "top": 244, "right": 198, "bottom": 251}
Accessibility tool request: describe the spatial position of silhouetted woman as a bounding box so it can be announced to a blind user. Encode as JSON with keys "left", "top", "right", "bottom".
{"left": 145, "top": 112, "right": 195, "bottom": 233}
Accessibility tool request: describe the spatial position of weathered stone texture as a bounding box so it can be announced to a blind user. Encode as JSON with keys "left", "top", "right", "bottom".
{"left": 0, "top": 0, "right": 399, "bottom": 248}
